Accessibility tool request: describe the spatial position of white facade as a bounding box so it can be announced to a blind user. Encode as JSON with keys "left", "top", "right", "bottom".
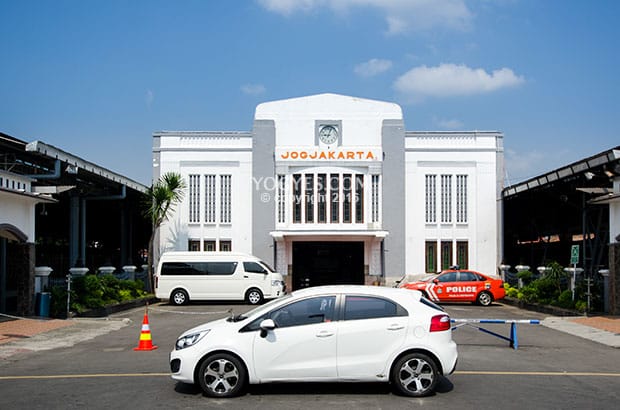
{"left": 153, "top": 94, "right": 503, "bottom": 289}
{"left": 0, "top": 170, "right": 39, "bottom": 242}
{"left": 405, "top": 132, "right": 503, "bottom": 277}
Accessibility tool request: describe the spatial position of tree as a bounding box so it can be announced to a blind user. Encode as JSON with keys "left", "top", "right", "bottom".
{"left": 144, "top": 172, "right": 186, "bottom": 292}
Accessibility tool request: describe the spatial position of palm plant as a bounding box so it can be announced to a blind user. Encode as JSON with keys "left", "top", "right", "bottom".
{"left": 144, "top": 172, "right": 186, "bottom": 291}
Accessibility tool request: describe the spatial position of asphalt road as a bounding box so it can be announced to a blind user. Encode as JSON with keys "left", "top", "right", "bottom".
{"left": 1, "top": 301, "right": 619, "bottom": 409}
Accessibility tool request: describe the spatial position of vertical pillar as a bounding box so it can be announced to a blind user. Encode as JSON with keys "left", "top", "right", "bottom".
{"left": 610, "top": 243, "right": 620, "bottom": 315}
{"left": 121, "top": 202, "right": 127, "bottom": 265}
{"left": 16, "top": 242, "right": 35, "bottom": 316}
{"left": 80, "top": 198, "right": 86, "bottom": 267}
{"left": 69, "top": 195, "right": 80, "bottom": 267}
{"left": 0, "top": 237, "right": 6, "bottom": 313}
{"left": 252, "top": 119, "right": 276, "bottom": 265}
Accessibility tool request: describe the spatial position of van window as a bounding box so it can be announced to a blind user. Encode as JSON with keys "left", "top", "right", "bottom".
{"left": 243, "top": 262, "right": 267, "bottom": 274}
{"left": 160, "top": 262, "right": 238, "bottom": 275}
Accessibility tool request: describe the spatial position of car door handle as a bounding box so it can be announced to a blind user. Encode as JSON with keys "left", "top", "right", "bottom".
{"left": 316, "top": 331, "right": 334, "bottom": 338}
{"left": 243, "top": 275, "right": 248, "bottom": 278}
{"left": 387, "top": 324, "right": 405, "bottom": 331}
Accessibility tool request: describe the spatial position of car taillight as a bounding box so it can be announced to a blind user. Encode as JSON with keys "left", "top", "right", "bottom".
{"left": 430, "top": 314, "right": 451, "bottom": 332}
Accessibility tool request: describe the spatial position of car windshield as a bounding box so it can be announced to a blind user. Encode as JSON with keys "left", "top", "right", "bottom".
{"left": 228, "top": 294, "right": 293, "bottom": 322}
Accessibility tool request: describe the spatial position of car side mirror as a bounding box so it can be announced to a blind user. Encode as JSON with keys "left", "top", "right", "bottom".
{"left": 433, "top": 279, "right": 439, "bottom": 284}
{"left": 259, "top": 318, "right": 276, "bottom": 338}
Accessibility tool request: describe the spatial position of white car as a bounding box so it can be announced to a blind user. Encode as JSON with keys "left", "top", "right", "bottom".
{"left": 169, "top": 285, "right": 458, "bottom": 398}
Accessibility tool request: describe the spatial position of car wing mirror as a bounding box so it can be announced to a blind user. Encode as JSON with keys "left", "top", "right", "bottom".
{"left": 433, "top": 279, "right": 439, "bottom": 284}
{"left": 259, "top": 318, "right": 276, "bottom": 338}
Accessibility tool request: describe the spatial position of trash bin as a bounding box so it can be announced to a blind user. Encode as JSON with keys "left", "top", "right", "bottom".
{"left": 36, "top": 292, "right": 51, "bottom": 317}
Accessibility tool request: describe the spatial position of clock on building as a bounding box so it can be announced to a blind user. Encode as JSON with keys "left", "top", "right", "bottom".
{"left": 318, "top": 125, "right": 339, "bottom": 145}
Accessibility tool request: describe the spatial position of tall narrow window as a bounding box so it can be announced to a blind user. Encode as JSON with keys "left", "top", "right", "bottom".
{"left": 330, "top": 174, "right": 339, "bottom": 223}
{"left": 189, "top": 174, "right": 200, "bottom": 223}
{"left": 425, "top": 175, "right": 436, "bottom": 223}
{"left": 355, "top": 174, "right": 364, "bottom": 223}
{"left": 219, "top": 240, "right": 232, "bottom": 252}
{"left": 205, "top": 174, "right": 216, "bottom": 223}
{"left": 317, "top": 174, "right": 327, "bottom": 223}
{"left": 425, "top": 241, "right": 437, "bottom": 273}
{"left": 188, "top": 240, "right": 200, "bottom": 251}
{"left": 371, "top": 175, "right": 380, "bottom": 223}
{"left": 305, "top": 174, "right": 314, "bottom": 223}
{"left": 343, "top": 174, "right": 352, "bottom": 223}
{"left": 441, "top": 241, "right": 452, "bottom": 270}
{"left": 277, "top": 174, "right": 286, "bottom": 224}
{"left": 220, "top": 175, "right": 232, "bottom": 223}
{"left": 441, "top": 175, "right": 452, "bottom": 223}
{"left": 457, "top": 241, "right": 469, "bottom": 269}
{"left": 456, "top": 175, "right": 468, "bottom": 223}
{"left": 293, "top": 174, "right": 302, "bottom": 223}
{"left": 204, "top": 240, "right": 216, "bottom": 251}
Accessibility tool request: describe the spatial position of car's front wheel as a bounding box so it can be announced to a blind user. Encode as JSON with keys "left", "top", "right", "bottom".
{"left": 198, "top": 353, "right": 247, "bottom": 398}
{"left": 391, "top": 352, "right": 439, "bottom": 397}
{"left": 476, "top": 291, "right": 493, "bottom": 306}
{"left": 245, "top": 288, "right": 263, "bottom": 305}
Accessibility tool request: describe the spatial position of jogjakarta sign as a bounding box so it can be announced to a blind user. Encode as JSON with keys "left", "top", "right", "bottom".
{"left": 277, "top": 148, "right": 381, "bottom": 161}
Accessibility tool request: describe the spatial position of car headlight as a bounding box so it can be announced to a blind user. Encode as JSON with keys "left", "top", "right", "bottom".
{"left": 175, "top": 330, "right": 209, "bottom": 350}
{"left": 272, "top": 280, "right": 283, "bottom": 287}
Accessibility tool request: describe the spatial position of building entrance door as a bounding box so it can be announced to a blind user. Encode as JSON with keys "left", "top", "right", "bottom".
{"left": 292, "top": 242, "right": 364, "bottom": 290}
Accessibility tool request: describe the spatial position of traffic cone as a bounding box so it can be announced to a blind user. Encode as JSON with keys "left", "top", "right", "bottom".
{"left": 134, "top": 304, "right": 158, "bottom": 351}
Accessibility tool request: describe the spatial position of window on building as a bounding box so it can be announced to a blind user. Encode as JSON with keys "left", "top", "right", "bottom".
{"left": 425, "top": 175, "right": 436, "bottom": 223}
{"left": 425, "top": 241, "right": 437, "bottom": 273}
{"left": 330, "top": 174, "right": 339, "bottom": 223}
{"left": 456, "top": 175, "right": 468, "bottom": 223}
{"left": 355, "top": 174, "right": 364, "bottom": 223}
{"left": 305, "top": 174, "right": 314, "bottom": 223}
{"left": 293, "top": 174, "right": 302, "bottom": 223}
{"left": 343, "top": 174, "right": 352, "bottom": 223}
{"left": 189, "top": 174, "right": 200, "bottom": 223}
{"left": 457, "top": 241, "right": 468, "bottom": 269}
{"left": 277, "top": 174, "right": 286, "bottom": 223}
{"left": 188, "top": 239, "right": 201, "bottom": 251}
{"left": 219, "top": 240, "right": 232, "bottom": 252}
{"left": 204, "top": 240, "right": 216, "bottom": 252}
{"left": 205, "top": 174, "right": 216, "bottom": 223}
{"left": 317, "top": 174, "right": 327, "bottom": 223}
{"left": 220, "top": 175, "right": 232, "bottom": 223}
{"left": 441, "top": 175, "right": 452, "bottom": 223}
{"left": 371, "top": 175, "right": 380, "bottom": 223}
{"left": 441, "top": 241, "right": 452, "bottom": 270}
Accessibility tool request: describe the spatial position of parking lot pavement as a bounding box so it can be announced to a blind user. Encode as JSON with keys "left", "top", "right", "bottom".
{"left": 0, "top": 302, "right": 619, "bottom": 360}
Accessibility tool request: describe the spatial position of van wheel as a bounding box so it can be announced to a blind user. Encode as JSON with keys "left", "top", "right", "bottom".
{"left": 171, "top": 289, "right": 189, "bottom": 306}
{"left": 245, "top": 288, "right": 263, "bottom": 305}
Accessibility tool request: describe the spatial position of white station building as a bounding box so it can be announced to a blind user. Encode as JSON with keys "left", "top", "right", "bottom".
{"left": 153, "top": 93, "right": 504, "bottom": 290}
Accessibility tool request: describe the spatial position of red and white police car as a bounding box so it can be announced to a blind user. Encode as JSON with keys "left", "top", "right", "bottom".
{"left": 398, "top": 268, "right": 505, "bottom": 306}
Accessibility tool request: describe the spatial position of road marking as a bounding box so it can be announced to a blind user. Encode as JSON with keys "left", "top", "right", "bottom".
{"left": 0, "top": 373, "right": 169, "bottom": 380}
{"left": 1, "top": 370, "right": 620, "bottom": 381}
{"left": 454, "top": 371, "right": 620, "bottom": 377}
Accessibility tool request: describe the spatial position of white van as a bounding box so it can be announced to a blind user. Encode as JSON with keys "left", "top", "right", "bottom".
{"left": 154, "top": 252, "right": 285, "bottom": 305}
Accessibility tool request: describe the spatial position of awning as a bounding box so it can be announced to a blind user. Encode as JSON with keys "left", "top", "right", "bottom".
{"left": 270, "top": 230, "right": 389, "bottom": 240}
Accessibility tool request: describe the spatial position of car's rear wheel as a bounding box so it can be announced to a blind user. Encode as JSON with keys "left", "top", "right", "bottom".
{"left": 245, "top": 288, "right": 263, "bottom": 305}
{"left": 477, "top": 291, "right": 493, "bottom": 306}
{"left": 198, "top": 353, "right": 247, "bottom": 398}
{"left": 170, "top": 289, "right": 189, "bottom": 306}
{"left": 391, "top": 352, "right": 439, "bottom": 397}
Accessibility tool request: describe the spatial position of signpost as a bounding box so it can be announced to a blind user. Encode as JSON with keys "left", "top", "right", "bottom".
{"left": 570, "top": 245, "right": 579, "bottom": 301}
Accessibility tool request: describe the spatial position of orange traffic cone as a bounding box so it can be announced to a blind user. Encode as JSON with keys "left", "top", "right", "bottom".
{"left": 134, "top": 304, "right": 158, "bottom": 351}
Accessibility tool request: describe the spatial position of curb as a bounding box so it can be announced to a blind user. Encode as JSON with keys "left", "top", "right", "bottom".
{"left": 76, "top": 297, "right": 160, "bottom": 318}
{"left": 500, "top": 296, "right": 585, "bottom": 317}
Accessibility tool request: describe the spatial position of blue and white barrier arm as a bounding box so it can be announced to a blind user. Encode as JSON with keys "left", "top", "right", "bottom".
{"left": 450, "top": 318, "right": 540, "bottom": 349}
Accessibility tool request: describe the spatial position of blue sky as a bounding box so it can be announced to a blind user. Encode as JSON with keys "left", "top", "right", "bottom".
{"left": 1, "top": 0, "right": 618, "bottom": 186}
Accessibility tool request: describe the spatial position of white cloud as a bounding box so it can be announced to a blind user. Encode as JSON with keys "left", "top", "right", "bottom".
{"left": 354, "top": 58, "right": 393, "bottom": 77}
{"left": 433, "top": 117, "right": 463, "bottom": 129}
{"left": 241, "top": 84, "right": 266, "bottom": 95}
{"left": 257, "top": 0, "right": 473, "bottom": 34}
{"left": 394, "top": 63, "right": 525, "bottom": 99}
{"left": 145, "top": 89, "right": 154, "bottom": 109}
